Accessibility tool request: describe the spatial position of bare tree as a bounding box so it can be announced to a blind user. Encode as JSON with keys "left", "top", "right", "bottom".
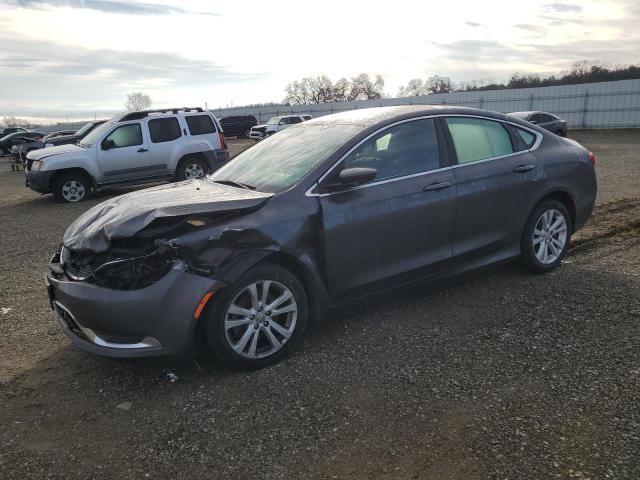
{"left": 426, "top": 75, "right": 453, "bottom": 94}
{"left": 284, "top": 73, "right": 386, "bottom": 104}
{"left": 2, "top": 116, "right": 29, "bottom": 127}
{"left": 124, "top": 92, "right": 152, "bottom": 111}
{"left": 397, "top": 79, "right": 428, "bottom": 97}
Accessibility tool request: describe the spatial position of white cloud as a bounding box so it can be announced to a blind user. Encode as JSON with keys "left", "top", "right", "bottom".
{"left": 0, "top": 0, "right": 637, "bottom": 120}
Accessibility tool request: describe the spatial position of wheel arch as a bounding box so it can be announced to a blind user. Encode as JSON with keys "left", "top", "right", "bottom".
{"left": 528, "top": 189, "right": 577, "bottom": 233}
{"left": 49, "top": 167, "right": 95, "bottom": 190}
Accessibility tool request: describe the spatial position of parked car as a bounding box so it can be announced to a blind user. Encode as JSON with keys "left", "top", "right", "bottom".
{"left": 18, "top": 124, "right": 106, "bottom": 164}
{"left": 43, "top": 130, "right": 76, "bottom": 141}
{"left": 0, "top": 126, "right": 29, "bottom": 138}
{"left": 25, "top": 107, "right": 229, "bottom": 202}
{"left": 249, "top": 114, "right": 312, "bottom": 140}
{"left": 0, "top": 131, "right": 43, "bottom": 155}
{"left": 218, "top": 115, "right": 257, "bottom": 138}
{"left": 508, "top": 111, "right": 567, "bottom": 137}
{"left": 43, "top": 120, "right": 107, "bottom": 148}
{"left": 45, "top": 106, "right": 597, "bottom": 369}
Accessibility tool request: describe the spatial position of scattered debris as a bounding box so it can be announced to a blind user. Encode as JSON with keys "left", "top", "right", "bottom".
{"left": 116, "top": 402, "right": 133, "bottom": 411}
{"left": 1, "top": 307, "right": 11, "bottom": 315}
{"left": 166, "top": 371, "right": 178, "bottom": 383}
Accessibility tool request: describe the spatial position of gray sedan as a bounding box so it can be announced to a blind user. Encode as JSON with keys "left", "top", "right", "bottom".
{"left": 508, "top": 111, "right": 568, "bottom": 137}
{"left": 47, "top": 106, "right": 596, "bottom": 369}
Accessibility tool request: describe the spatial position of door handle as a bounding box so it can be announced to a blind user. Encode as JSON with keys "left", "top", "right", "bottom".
{"left": 512, "top": 164, "right": 534, "bottom": 173}
{"left": 423, "top": 181, "right": 451, "bottom": 192}
{"left": 137, "top": 148, "right": 148, "bottom": 153}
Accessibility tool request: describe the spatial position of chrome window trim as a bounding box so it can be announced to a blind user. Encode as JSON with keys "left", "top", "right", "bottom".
{"left": 305, "top": 114, "right": 542, "bottom": 198}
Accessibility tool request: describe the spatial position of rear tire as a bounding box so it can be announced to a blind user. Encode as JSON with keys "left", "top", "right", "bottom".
{"left": 204, "top": 263, "right": 308, "bottom": 370}
{"left": 52, "top": 172, "right": 91, "bottom": 203}
{"left": 521, "top": 199, "right": 572, "bottom": 273}
{"left": 177, "top": 157, "right": 208, "bottom": 181}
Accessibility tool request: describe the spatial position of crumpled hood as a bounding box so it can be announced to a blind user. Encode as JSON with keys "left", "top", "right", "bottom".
{"left": 27, "top": 143, "right": 82, "bottom": 160}
{"left": 252, "top": 124, "right": 268, "bottom": 129}
{"left": 63, "top": 179, "right": 273, "bottom": 252}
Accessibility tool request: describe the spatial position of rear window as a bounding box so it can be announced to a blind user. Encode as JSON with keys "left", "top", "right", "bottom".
{"left": 186, "top": 115, "right": 217, "bottom": 135}
{"left": 446, "top": 117, "right": 514, "bottom": 163}
{"left": 148, "top": 117, "right": 181, "bottom": 143}
{"left": 514, "top": 127, "right": 536, "bottom": 149}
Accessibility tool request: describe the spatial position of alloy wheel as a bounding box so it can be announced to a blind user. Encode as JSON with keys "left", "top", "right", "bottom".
{"left": 224, "top": 280, "right": 298, "bottom": 359}
{"left": 184, "top": 163, "right": 205, "bottom": 179}
{"left": 532, "top": 208, "right": 568, "bottom": 264}
{"left": 61, "top": 180, "right": 86, "bottom": 202}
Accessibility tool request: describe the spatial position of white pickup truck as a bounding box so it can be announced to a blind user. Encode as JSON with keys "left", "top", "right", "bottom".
{"left": 25, "top": 107, "right": 229, "bottom": 202}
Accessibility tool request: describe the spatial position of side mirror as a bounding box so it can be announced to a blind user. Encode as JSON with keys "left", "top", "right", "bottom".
{"left": 102, "top": 138, "right": 115, "bottom": 150}
{"left": 320, "top": 167, "right": 377, "bottom": 192}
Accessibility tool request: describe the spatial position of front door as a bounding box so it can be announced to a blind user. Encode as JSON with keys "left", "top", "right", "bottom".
{"left": 96, "top": 122, "right": 151, "bottom": 183}
{"left": 317, "top": 117, "right": 457, "bottom": 300}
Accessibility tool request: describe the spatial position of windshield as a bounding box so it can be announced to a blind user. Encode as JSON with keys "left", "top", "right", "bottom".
{"left": 266, "top": 117, "right": 281, "bottom": 125}
{"left": 209, "top": 122, "right": 363, "bottom": 193}
{"left": 75, "top": 122, "right": 95, "bottom": 137}
{"left": 79, "top": 122, "right": 113, "bottom": 147}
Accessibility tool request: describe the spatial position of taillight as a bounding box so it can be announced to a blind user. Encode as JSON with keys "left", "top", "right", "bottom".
{"left": 219, "top": 132, "right": 227, "bottom": 150}
{"left": 588, "top": 151, "right": 596, "bottom": 166}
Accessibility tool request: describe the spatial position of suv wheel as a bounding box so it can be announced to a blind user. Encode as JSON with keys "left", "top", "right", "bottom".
{"left": 178, "top": 157, "right": 207, "bottom": 180}
{"left": 521, "top": 199, "right": 572, "bottom": 273}
{"left": 52, "top": 172, "right": 91, "bottom": 203}
{"left": 204, "top": 263, "right": 308, "bottom": 369}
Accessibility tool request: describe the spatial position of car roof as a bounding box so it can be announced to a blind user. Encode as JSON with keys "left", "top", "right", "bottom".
{"left": 305, "top": 105, "right": 515, "bottom": 128}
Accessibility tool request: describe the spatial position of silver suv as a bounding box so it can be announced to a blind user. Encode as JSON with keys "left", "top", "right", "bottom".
{"left": 25, "top": 107, "right": 229, "bottom": 202}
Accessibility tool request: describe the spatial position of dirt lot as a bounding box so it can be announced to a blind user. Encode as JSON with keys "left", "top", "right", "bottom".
{"left": 0, "top": 131, "right": 639, "bottom": 479}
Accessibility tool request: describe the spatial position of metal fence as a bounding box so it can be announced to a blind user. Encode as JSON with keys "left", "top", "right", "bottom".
{"left": 210, "top": 78, "right": 640, "bottom": 129}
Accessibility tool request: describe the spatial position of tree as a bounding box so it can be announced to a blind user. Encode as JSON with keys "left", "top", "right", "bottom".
{"left": 426, "top": 75, "right": 453, "bottom": 94}
{"left": 284, "top": 73, "right": 386, "bottom": 104}
{"left": 2, "top": 116, "right": 28, "bottom": 127}
{"left": 397, "top": 79, "right": 428, "bottom": 97}
{"left": 124, "top": 92, "right": 152, "bottom": 111}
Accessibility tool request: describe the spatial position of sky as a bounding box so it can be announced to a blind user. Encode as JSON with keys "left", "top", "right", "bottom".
{"left": 0, "top": 0, "right": 638, "bottom": 123}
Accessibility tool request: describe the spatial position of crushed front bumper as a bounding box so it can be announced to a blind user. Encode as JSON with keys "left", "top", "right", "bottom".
{"left": 46, "top": 254, "right": 224, "bottom": 358}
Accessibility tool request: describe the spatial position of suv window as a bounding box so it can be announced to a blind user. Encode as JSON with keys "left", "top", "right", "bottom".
{"left": 340, "top": 118, "right": 440, "bottom": 182}
{"left": 186, "top": 115, "right": 216, "bottom": 135}
{"left": 446, "top": 117, "right": 514, "bottom": 163}
{"left": 104, "top": 124, "right": 142, "bottom": 149}
{"left": 289, "top": 117, "right": 302, "bottom": 124}
{"left": 279, "top": 117, "right": 290, "bottom": 125}
{"left": 148, "top": 117, "right": 181, "bottom": 143}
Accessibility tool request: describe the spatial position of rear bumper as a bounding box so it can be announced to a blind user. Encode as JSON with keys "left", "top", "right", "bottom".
{"left": 46, "top": 258, "right": 224, "bottom": 358}
{"left": 25, "top": 170, "right": 53, "bottom": 193}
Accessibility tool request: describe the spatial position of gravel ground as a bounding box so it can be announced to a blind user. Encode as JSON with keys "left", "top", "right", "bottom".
{"left": 0, "top": 132, "right": 639, "bottom": 480}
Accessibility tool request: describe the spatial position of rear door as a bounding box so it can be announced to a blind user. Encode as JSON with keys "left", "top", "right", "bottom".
{"left": 443, "top": 116, "right": 543, "bottom": 260}
{"left": 317, "top": 117, "right": 457, "bottom": 299}
{"left": 146, "top": 116, "right": 183, "bottom": 175}
{"left": 96, "top": 122, "right": 151, "bottom": 183}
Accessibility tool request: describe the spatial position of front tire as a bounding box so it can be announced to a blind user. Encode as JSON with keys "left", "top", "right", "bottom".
{"left": 204, "top": 263, "right": 308, "bottom": 370}
{"left": 52, "top": 172, "right": 91, "bottom": 203}
{"left": 521, "top": 199, "right": 572, "bottom": 273}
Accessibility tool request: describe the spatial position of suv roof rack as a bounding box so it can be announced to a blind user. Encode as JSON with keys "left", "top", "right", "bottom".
{"left": 119, "top": 107, "right": 204, "bottom": 122}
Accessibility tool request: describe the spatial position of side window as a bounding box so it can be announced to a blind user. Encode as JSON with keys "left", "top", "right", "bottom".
{"left": 104, "top": 124, "right": 142, "bottom": 149}
{"left": 514, "top": 127, "right": 536, "bottom": 149}
{"left": 289, "top": 117, "right": 302, "bottom": 124}
{"left": 340, "top": 118, "right": 440, "bottom": 182}
{"left": 148, "top": 117, "right": 181, "bottom": 143}
{"left": 539, "top": 113, "right": 554, "bottom": 123}
{"left": 446, "top": 117, "right": 514, "bottom": 164}
{"left": 528, "top": 113, "right": 542, "bottom": 124}
{"left": 279, "top": 117, "right": 290, "bottom": 125}
{"left": 186, "top": 115, "right": 217, "bottom": 135}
